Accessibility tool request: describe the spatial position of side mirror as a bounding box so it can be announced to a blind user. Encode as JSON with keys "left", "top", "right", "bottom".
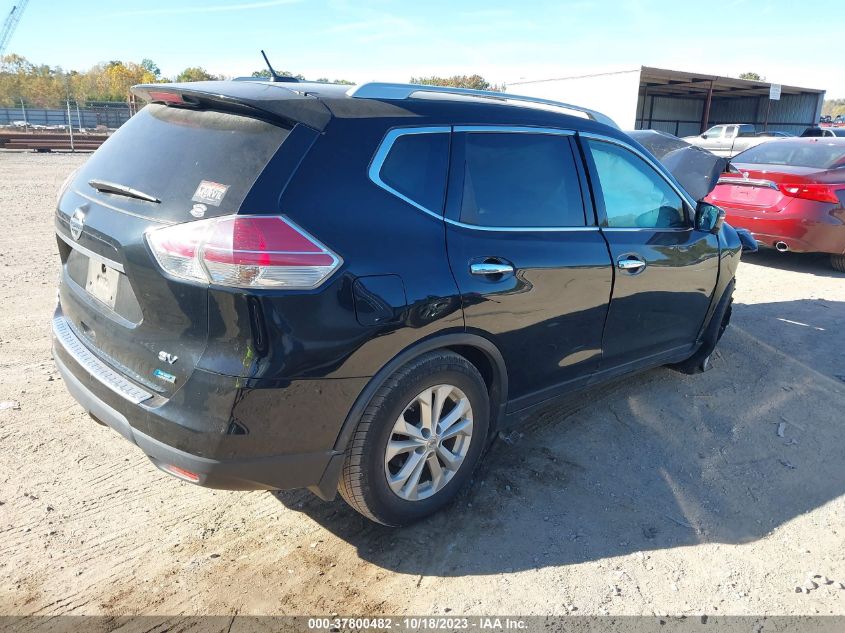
{"left": 696, "top": 202, "right": 726, "bottom": 234}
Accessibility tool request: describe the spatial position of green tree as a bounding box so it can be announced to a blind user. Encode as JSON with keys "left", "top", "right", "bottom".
{"left": 72, "top": 61, "right": 156, "bottom": 102}
{"left": 141, "top": 59, "right": 161, "bottom": 79}
{"left": 409, "top": 74, "right": 502, "bottom": 91}
{"left": 314, "top": 77, "right": 354, "bottom": 85}
{"left": 250, "top": 69, "right": 305, "bottom": 80}
{"left": 738, "top": 72, "right": 764, "bottom": 81}
{"left": 1, "top": 54, "right": 70, "bottom": 107}
{"left": 176, "top": 67, "right": 218, "bottom": 82}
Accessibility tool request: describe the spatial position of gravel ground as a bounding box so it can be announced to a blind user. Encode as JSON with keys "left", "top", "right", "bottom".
{"left": 1, "top": 151, "right": 844, "bottom": 618}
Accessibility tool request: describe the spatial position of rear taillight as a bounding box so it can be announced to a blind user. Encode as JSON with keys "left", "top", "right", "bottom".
{"left": 146, "top": 215, "right": 341, "bottom": 289}
{"left": 777, "top": 183, "right": 844, "bottom": 204}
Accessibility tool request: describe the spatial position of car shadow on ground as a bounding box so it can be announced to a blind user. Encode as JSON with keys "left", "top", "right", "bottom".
{"left": 741, "top": 249, "right": 845, "bottom": 278}
{"left": 273, "top": 298, "right": 845, "bottom": 576}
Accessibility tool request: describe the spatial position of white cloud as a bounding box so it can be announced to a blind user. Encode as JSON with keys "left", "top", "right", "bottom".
{"left": 110, "top": 0, "right": 300, "bottom": 18}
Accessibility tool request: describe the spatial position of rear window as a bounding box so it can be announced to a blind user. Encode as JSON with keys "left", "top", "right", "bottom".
{"left": 73, "top": 104, "right": 290, "bottom": 221}
{"left": 379, "top": 132, "right": 449, "bottom": 213}
{"left": 734, "top": 141, "right": 845, "bottom": 169}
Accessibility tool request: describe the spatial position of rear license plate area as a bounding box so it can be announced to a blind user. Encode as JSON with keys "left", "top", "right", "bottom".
{"left": 85, "top": 259, "right": 120, "bottom": 309}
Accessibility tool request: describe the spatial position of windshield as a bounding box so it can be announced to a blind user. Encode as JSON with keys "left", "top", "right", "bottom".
{"left": 733, "top": 141, "right": 845, "bottom": 169}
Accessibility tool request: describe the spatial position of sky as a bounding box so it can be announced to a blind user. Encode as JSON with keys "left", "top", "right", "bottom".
{"left": 6, "top": 0, "right": 845, "bottom": 98}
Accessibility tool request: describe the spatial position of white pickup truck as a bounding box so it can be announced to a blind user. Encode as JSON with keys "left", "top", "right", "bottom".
{"left": 682, "top": 124, "right": 773, "bottom": 158}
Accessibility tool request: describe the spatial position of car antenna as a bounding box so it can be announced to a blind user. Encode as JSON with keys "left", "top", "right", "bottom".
{"left": 261, "top": 50, "right": 299, "bottom": 83}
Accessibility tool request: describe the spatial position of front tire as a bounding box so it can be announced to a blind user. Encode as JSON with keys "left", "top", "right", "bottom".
{"left": 831, "top": 254, "right": 845, "bottom": 272}
{"left": 338, "top": 351, "right": 490, "bottom": 526}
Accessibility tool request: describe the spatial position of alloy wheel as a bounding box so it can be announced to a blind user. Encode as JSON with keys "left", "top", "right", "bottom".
{"left": 383, "top": 384, "right": 474, "bottom": 501}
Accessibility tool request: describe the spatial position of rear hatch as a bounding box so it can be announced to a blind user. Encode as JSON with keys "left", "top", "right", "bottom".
{"left": 56, "top": 103, "right": 292, "bottom": 398}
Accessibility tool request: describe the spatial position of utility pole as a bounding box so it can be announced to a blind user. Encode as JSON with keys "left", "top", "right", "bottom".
{"left": 66, "top": 99, "right": 74, "bottom": 152}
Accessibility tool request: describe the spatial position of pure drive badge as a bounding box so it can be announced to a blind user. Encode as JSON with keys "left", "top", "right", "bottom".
{"left": 191, "top": 180, "right": 229, "bottom": 207}
{"left": 153, "top": 368, "right": 176, "bottom": 384}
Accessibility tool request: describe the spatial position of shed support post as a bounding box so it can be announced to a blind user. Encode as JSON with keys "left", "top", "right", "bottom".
{"left": 648, "top": 93, "right": 655, "bottom": 129}
{"left": 700, "top": 80, "right": 713, "bottom": 134}
{"left": 638, "top": 85, "right": 648, "bottom": 129}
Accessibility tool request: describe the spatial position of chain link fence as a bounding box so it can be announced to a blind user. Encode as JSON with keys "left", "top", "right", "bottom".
{"left": 0, "top": 99, "right": 133, "bottom": 130}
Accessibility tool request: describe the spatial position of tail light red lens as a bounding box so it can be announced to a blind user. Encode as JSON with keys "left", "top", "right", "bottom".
{"left": 777, "top": 183, "right": 844, "bottom": 204}
{"left": 147, "top": 215, "right": 341, "bottom": 289}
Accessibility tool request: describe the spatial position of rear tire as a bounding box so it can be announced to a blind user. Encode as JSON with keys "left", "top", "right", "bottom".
{"left": 338, "top": 351, "right": 489, "bottom": 526}
{"left": 831, "top": 254, "right": 845, "bottom": 272}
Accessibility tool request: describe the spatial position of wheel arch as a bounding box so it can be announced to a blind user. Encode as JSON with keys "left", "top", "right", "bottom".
{"left": 332, "top": 333, "right": 508, "bottom": 455}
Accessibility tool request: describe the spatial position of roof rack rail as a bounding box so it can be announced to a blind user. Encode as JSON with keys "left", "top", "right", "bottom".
{"left": 346, "top": 82, "right": 618, "bottom": 129}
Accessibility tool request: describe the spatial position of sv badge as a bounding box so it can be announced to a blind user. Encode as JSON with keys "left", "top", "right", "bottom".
{"left": 158, "top": 351, "right": 179, "bottom": 365}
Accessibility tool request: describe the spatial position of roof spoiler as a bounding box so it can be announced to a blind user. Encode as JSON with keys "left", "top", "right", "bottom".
{"left": 130, "top": 83, "right": 332, "bottom": 131}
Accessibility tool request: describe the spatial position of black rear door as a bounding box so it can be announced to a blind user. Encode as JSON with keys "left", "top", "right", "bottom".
{"left": 580, "top": 134, "right": 720, "bottom": 376}
{"left": 444, "top": 126, "right": 613, "bottom": 412}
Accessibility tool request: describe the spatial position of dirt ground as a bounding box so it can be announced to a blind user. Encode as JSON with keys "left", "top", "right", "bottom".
{"left": 1, "top": 151, "right": 844, "bottom": 618}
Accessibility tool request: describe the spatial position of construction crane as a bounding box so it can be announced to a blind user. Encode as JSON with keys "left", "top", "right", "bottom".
{"left": 0, "top": 0, "right": 29, "bottom": 57}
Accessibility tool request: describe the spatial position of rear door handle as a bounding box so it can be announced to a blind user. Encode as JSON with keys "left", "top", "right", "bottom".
{"left": 470, "top": 262, "right": 514, "bottom": 276}
{"left": 617, "top": 256, "right": 646, "bottom": 273}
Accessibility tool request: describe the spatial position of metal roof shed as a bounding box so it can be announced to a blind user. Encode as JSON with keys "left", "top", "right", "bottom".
{"left": 508, "top": 66, "right": 825, "bottom": 136}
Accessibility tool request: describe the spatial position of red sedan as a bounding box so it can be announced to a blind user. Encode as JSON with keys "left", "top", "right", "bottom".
{"left": 705, "top": 138, "right": 845, "bottom": 271}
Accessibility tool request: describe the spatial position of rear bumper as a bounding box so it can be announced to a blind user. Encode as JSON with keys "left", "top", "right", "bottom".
{"left": 52, "top": 309, "right": 365, "bottom": 497}
{"left": 722, "top": 206, "right": 845, "bottom": 255}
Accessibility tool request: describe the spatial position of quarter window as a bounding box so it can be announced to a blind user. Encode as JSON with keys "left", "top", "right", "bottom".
{"left": 378, "top": 131, "right": 449, "bottom": 213}
{"left": 458, "top": 132, "right": 585, "bottom": 227}
{"left": 586, "top": 140, "right": 687, "bottom": 229}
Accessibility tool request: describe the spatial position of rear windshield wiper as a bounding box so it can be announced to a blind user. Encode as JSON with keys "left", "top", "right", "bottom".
{"left": 88, "top": 179, "right": 161, "bottom": 204}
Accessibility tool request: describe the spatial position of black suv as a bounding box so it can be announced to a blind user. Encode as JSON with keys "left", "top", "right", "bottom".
{"left": 52, "top": 80, "right": 742, "bottom": 526}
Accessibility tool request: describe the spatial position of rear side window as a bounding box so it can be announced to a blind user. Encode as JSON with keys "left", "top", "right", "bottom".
{"left": 378, "top": 131, "right": 449, "bottom": 213}
{"left": 586, "top": 140, "right": 687, "bottom": 229}
{"left": 458, "top": 132, "right": 585, "bottom": 227}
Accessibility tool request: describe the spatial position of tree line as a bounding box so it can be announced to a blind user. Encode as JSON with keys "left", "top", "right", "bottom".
{"left": 0, "top": 54, "right": 503, "bottom": 109}
{"left": 0, "top": 54, "right": 357, "bottom": 107}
